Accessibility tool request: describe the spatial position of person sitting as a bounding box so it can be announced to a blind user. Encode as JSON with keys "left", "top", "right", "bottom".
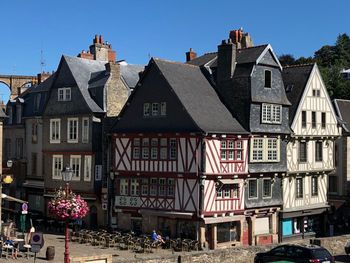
{"left": 4, "top": 238, "right": 18, "bottom": 259}
{"left": 151, "top": 230, "right": 158, "bottom": 242}
{"left": 156, "top": 233, "right": 165, "bottom": 244}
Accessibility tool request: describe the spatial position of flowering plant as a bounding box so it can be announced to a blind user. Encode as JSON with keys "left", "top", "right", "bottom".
{"left": 48, "top": 188, "right": 89, "bottom": 220}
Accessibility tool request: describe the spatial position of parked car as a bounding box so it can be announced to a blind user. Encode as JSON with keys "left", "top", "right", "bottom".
{"left": 254, "top": 244, "right": 334, "bottom": 263}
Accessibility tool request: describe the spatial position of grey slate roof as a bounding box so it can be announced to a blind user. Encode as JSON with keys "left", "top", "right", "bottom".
{"left": 153, "top": 58, "right": 247, "bottom": 134}
{"left": 187, "top": 45, "right": 269, "bottom": 67}
{"left": 334, "top": 99, "right": 350, "bottom": 133}
{"left": 282, "top": 64, "right": 314, "bottom": 122}
{"left": 120, "top": 64, "right": 144, "bottom": 89}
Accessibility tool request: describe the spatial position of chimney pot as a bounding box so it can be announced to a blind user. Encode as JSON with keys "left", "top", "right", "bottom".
{"left": 99, "top": 35, "right": 103, "bottom": 44}
{"left": 186, "top": 48, "right": 197, "bottom": 62}
{"left": 94, "top": 34, "right": 99, "bottom": 44}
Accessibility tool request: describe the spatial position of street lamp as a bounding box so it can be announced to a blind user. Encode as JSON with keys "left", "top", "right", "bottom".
{"left": 61, "top": 166, "right": 73, "bottom": 263}
{"left": 0, "top": 160, "right": 13, "bottom": 236}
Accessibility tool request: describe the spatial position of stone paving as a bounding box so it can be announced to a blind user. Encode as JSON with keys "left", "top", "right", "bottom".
{"left": 2, "top": 233, "right": 174, "bottom": 263}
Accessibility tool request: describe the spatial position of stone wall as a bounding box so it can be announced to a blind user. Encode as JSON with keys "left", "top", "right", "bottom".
{"left": 113, "top": 235, "right": 350, "bottom": 263}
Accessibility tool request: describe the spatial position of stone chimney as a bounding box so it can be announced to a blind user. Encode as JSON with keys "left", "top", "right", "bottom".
{"left": 229, "top": 28, "right": 254, "bottom": 49}
{"left": 78, "top": 35, "right": 117, "bottom": 62}
{"left": 186, "top": 48, "right": 197, "bottom": 62}
{"left": 104, "top": 62, "right": 128, "bottom": 117}
{"left": 37, "top": 71, "right": 52, "bottom": 84}
{"left": 217, "top": 39, "right": 236, "bottom": 84}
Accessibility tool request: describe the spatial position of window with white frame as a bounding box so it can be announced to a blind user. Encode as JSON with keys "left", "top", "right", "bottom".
{"left": 311, "top": 176, "right": 318, "bottom": 196}
{"left": 132, "top": 137, "right": 177, "bottom": 160}
{"left": 67, "top": 118, "right": 78, "bottom": 143}
{"left": 262, "top": 104, "right": 282, "bottom": 124}
{"left": 263, "top": 179, "right": 272, "bottom": 198}
{"left": 158, "top": 178, "right": 166, "bottom": 196}
{"left": 160, "top": 102, "right": 167, "bottom": 116}
{"left": 143, "top": 103, "right": 150, "bottom": 117}
{"left": 248, "top": 179, "right": 258, "bottom": 199}
{"left": 169, "top": 138, "right": 177, "bottom": 159}
{"left": 120, "top": 179, "right": 128, "bottom": 195}
{"left": 141, "top": 179, "right": 149, "bottom": 196}
{"left": 58, "top": 88, "right": 71, "bottom": 101}
{"left": 52, "top": 155, "right": 63, "bottom": 179}
{"left": 82, "top": 118, "right": 89, "bottom": 143}
{"left": 130, "top": 179, "right": 139, "bottom": 196}
{"left": 167, "top": 178, "right": 175, "bottom": 196}
{"left": 70, "top": 155, "right": 81, "bottom": 180}
{"left": 50, "top": 119, "right": 60, "bottom": 143}
{"left": 296, "top": 177, "right": 303, "bottom": 198}
{"left": 150, "top": 178, "right": 157, "bottom": 196}
{"left": 220, "top": 139, "right": 243, "bottom": 161}
{"left": 84, "top": 155, "right": 92, "bottom": 182}
{"left": 152, "top": 103, "right": 159, "bottom": 116}
{"left": 251, "top": 137, "right": 280, "bottom": 162}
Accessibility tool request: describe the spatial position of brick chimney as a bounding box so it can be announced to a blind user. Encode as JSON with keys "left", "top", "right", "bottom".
{"left": 229, "top": 28, "right": 254, "bottom": 49}
{"left": 37, "top": 71, "right": 52, "bottom": 84}
{"left": 104, "top": 62, "right": 128, "bottom": 117}
{"left": 217, "top": 39, "right": 236, "bottom": 84}
{"left": 186, "top": 48, "right": 197, "bottom": 62}
{"left": 78, "top": 35, "right": 117, "bottom": 62}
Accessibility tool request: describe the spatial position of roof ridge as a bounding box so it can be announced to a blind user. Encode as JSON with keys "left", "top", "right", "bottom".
{"left": 284, "top": 63, "right": 315, "bottom": 69}
{"left": 238, "top": 44, "right": 268, "bottom": 50}
{"left": 334, "top": 98, "right": 350, "bottom": 102}
{"left": 153, "top": 57, "right": 199, "bottom": 68}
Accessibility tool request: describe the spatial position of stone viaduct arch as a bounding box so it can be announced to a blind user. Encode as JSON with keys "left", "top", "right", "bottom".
{"left": 0, "top": 74, "right": 38, "bottom": 99}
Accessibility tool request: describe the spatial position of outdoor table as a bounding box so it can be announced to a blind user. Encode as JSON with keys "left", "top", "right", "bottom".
{"left": 3, "top": 244, "right": 14, "bottom": 259}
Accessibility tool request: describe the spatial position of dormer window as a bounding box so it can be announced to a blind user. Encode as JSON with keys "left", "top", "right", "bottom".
{"left": 58, "top": 88, "right": 71, "bottom": 101}
{"left": 264, "top": 70, "right": 272, "bottom": 88}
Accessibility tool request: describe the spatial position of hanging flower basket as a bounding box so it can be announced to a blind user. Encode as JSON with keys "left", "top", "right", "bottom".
{"left": 48, "top": 188, "right": 89, "bottom": 220}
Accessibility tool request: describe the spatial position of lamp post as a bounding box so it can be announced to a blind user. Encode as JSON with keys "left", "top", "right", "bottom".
{"left": 0, "top": 160, "right": 13, "bottom": 236}
{"left": 61, "top": 166, "right": 73, "bottom": 263}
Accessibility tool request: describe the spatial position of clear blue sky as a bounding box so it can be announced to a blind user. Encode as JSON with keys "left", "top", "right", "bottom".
{"left": 0, "top": 0, "right": 348, "bottom": 99}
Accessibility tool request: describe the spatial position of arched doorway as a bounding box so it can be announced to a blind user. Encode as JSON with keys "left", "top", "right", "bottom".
{"left": 90, "top": 205, "right": 98, "bottom": 229}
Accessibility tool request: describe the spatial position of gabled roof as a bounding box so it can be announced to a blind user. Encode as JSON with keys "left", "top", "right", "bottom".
{"left": 187, "top": 44, "right": 272, "bottom": 68}
{"left": 334, "top": 99, "right": 350, "bottom": 133}
{"left": 282, "top": 64, "right": 314, "bottom": 122}
{"left": 120, "top": 64, "right": 144, "bottom": 88}
{"left": 153, "top": 58, "right": 247, "bottom": 134}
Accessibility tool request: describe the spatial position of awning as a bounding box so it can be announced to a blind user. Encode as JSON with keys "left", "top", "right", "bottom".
{"left": 2, "top": 194, "right": 27, "bottom": 204}
{"left": 22, "top": 180, "right": 44, "bottom": 189}
{"left": 203, "top": 215, "right": 245, "bottom": 224}
{"left": 138, "top": 209, "right": 193, "bottom": 219}
{"left": 218, "top": 179, "right": 241, "bottom": 185}
{"left": 280, "top": 205, "right": 329, "bottom": 219}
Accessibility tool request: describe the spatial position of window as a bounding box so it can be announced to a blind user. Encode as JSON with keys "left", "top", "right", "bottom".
{"left": 150, "top": 178, "right": 157, "bottom": 196}
{"left": 296, "top": 177, "right": 303, "bottom": 198}
{"left": 220, "top": 139, "right": 243, "bottom": 161}
{"left": 32, "top": 153, "right": 37, "bottom": 176}
{"left": 167, "top": 178, "right": 175, "bottom": 196}
{"left": 143, "top": 103, "right": 150, "bottom": 116}
{"left": 311, "top": 176, "right": 318, "bottom": 196}
{"left": 82, "top": 118, "right": 89, "bottom": 143}
{"left": 312, "top": 111, "right": 316, "bottom": 128}
{"left": 302, "top": 111, "right": 307, "bottom": 128}
{"left": 50, "top": 119, "right": 61, "bottom": 143}
{"left": 219, "top": 185, "right": 239, "bottom": 199}
{"left": 321, "top": 112, "right": 326, "bottom": 129}
{"left": 16, "top": 105, "right": 22, "bottom": 124}
{"left": 248, "top": 179, "right": 258, "bottom": 199}
{"left": 141, "top": 179, "right": 149, "bottom": 196}
{"left": 15, "top": 138, "right": 23, "bottom": 159}
{"left": 67, "top": 118, "right": 78, "bottom": 143}
{"left": 217, "top": 189, "right": 223, "bottom": 198}
{"left": 151, "top": 138, "right": 158, "bottom": 159}
{"left": 263, "top": 179, "right": 272, "bottom": 198}
{"left": 52, "top": 155, "right": 63, "bottom": 179}
{"left": 160, "top": 138, "right": 167, "bottom": 159}
{"left": 169, "top": 138, "right": 177, "bottom": 159}
{"left": 32, "top": 123, "right": 38, "bottom": 143}
{"left": 70, "top": 155, "right": 81, "bottom": 180}
{"left": 152, "top": 103, "right": 159, "bottom": 116}
{"left": 159, "top": 178, "right": 166, "bottom": 196}
{"left": 251, "top": 137, "right": 280, "bottom": 162}
{"left": 312, "top": 89, "right": 320, "bottom": 97}
{"left": 299, "top": 141, "right": 307, "bottom": 163}
{"left": 264, "top": 70, "right": 272, "bottom": 88}
{"left": 120, "top": 179, "right": 128, "bottom": 195}
{"left": 224, "top": 187, "right": 230, "bottom": 198}
{"left": 315, "top": 141, "right": 323, "bottom": 162}
{"left": 133, "top": 138, "right": 140, "bottom": 159}
{"left": 58, "top": 88, "right": 71, "bottom": 101}
{"left": 329, "top": 176, "right": 338, "bottom": 194}
{"left": 262, "top": 104, "right": 282, "bottom": 124}
{"left": 130, "top": 179, "right": 139, "bottom": 196}
{"left": 160, "top": 102, "right": 167, "bottom": 116}
{"left": 84, "top": 155, "right": 92, "bottom": 182}
{"left": 4, "top": 139, "right": 11, "bottom": 159}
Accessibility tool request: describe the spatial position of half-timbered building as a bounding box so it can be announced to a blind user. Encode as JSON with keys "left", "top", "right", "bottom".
{"left": 281, "top": 64, "right": 341, "bottom": 240}
{"left": 187, "top": 29, "right": 291, "bottom": 245}
{"left": 110, "top": 58, "right": 249, "bottom": 249}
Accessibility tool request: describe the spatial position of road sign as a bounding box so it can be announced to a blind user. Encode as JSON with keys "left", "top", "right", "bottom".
{"left": 30, "top": 232, "right": 44, "bottom": 248}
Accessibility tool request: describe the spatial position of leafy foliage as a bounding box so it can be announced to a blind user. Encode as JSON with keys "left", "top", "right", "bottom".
{"left": 279, "top": 33, "right": 350, "bottom": 99}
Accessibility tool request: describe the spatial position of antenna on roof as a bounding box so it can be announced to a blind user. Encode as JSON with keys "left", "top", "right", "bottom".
{"left": 40, "top": 47, "right": 46, "bottom": 73}
{"left": 148, "top": 53, "right": 151, "bottom": 59}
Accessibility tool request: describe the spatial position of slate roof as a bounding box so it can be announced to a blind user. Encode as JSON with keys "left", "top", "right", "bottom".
{"left": 120, "top": 64, "right": 144, "bottom": 88}
{"left": 282, "top": 64, "right": 314, "bottom": 122}
{"left": 334, "top": 99, "right": 350, "bottom": 133}
{"left": 187, "top": 45, "right": 269, "bottom": 67}
{"left": 153, "top": 58, "right": 247, "bottom": 134}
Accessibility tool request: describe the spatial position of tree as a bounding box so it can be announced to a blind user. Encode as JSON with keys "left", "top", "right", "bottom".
{"left": 279, "top": 54, "right": 296, "bottom": 66}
